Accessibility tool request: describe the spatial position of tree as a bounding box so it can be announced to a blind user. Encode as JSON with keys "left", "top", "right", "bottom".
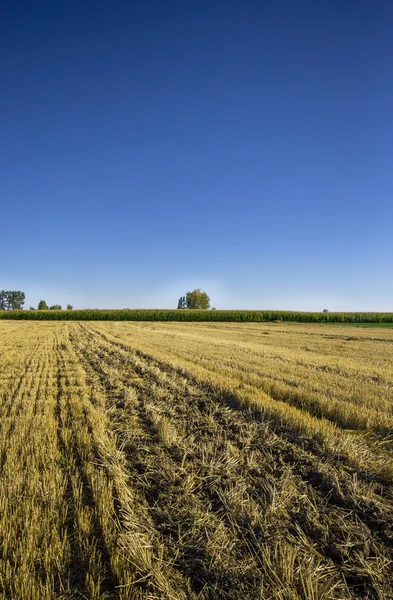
{"left": 0, "top": 292, "right": 6, "bottom": 310}
{"left": 49, "top": 304, "right": 62, "bottom": 310}
{"left": 186, "top": 289, "right": 210, "bottom": 309}
{"left": 0, "top": 290, "right": 25, "bottom": 310}
{"left": 38, "top": 300, "right": 48, "bottom": 310}
{"left": 177, "top": 296, "right": 186, "bottom": 309}
{"left": 8, "top": 291, "right": 25, "bottom": 310}
{"left": 67, "top": 304, "right": 73, "bottom": 310}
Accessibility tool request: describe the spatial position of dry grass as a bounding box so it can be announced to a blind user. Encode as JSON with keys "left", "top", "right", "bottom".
{"left": 1, "top": 320, "right": 393, "bottom": 599}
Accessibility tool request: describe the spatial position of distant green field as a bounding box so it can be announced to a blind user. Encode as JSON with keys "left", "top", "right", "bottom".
{"left": 1, "top": 309, "right": 393, "bottom": 323}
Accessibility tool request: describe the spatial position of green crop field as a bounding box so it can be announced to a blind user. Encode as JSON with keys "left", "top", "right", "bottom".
{"left": 1, "top": 308, "right": 393, "bottom": 323}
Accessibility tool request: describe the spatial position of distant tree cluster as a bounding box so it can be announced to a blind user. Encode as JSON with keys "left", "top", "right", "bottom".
{"left": 37, "top": 301, "right": 73, "bottom": 310}
{"left": 0, "top": 292, "right": 75, "bottom": 311}
{"left": 0, "top": 290, "right": 25, "bottom": 310}
{"left": 177, "top": 289, "right": 210, "bottom": 309}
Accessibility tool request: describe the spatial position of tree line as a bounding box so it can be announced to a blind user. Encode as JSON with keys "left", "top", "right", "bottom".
{"left": 36, "top": 301, "right": 73, "bottom": 311}
{"left": 1, "top": 287, "right": 212, "bottom": 312}
{"left": 0, "top": 291, "right": 73, "bottom": 311}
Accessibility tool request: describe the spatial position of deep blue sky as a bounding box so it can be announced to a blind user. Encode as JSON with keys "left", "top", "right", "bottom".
{"left": 1, "top": 1, "right": 392, "bottom": 310}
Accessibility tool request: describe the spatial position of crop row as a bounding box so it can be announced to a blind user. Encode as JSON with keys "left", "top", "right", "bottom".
{"left": 1, "top": 309, "right": 393, "bottom": 322}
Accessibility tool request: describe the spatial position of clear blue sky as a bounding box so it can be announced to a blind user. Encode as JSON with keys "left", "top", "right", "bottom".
{"left": 1, "top": 0, "right": 392, "bottom": 310}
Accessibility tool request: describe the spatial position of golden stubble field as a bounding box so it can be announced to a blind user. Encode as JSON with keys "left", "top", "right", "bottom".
{"left": 1, "top": 320, "right": 393, "bottom": 599}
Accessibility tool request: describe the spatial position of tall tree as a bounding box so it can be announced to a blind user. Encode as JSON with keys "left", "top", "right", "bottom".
{"left": 177, "top": 296, "right": 186, "bottom": 309}
{"left": 38, "top": 300, "right": 48, "bottom": 310}
{"left": 8, "top": 291, "right": 25, "bottom": 310}
{"left": 0, "top": 290, "right": 25, "bottom": 310}
{"left": 0, "top": 292, "right": 6, "bottom": 310}
{"left": 186, "top": 289, "right": 210, "bottom": 309}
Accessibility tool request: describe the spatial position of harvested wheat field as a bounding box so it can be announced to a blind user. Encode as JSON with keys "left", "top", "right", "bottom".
{"left": 1, "top": 321, "right": 393, "bottom": 600}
